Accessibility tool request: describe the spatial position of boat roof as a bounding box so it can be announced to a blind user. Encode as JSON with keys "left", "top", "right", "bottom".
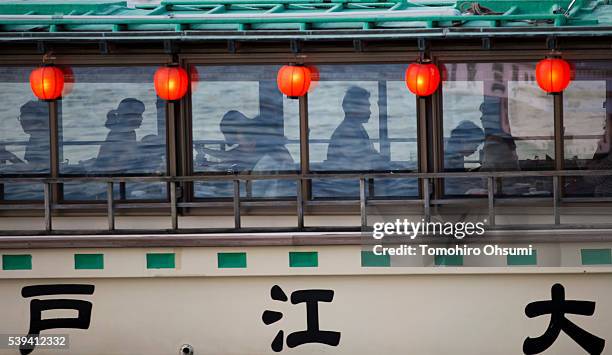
{"left": 0, "top": 0, "right": 611, "bottom": 41}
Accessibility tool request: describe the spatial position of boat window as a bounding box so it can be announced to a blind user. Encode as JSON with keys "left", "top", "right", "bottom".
{"left": 563, "top": 61, "right": 612, "bottom": 197}
{"left": 58, "top": 66, "right": 166, "bottom": 201}
{"left": 191, "top": 65, "right": 300, "bottom": 199}
{"left": 307, "top": 64, "right": 419, "bottom": 199}
{"left": 0, "top": 66, "right": 48, "bottom": 201}
{"left": 442, "top": 62, "right": 554, "bottom": 197}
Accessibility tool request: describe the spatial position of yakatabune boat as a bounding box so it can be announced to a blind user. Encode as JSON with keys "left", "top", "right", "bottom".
{"left": 1, "top": 0, "right": 612, "bottom": 354}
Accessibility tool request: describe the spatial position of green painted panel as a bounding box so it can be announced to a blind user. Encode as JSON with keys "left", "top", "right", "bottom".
{"left": 361, "top": 251, "right": 390, "bottom": 267}
{"left": 289, "top": 251, "right": 318, "bottom": 267}
{"left": 146, "top": 253, "right": 175, "bottom": 269}
{"left": 507, "top": 250, "right": 537, "bottom": 266}
{"left": 2, "top": 254, "right": 32, "bottom": 270}
{"left": 74, "top": 254, "right": 104, "bottom": 270}
{"left": 218, "top": 252, "right": 247, "bottom": 268}
{"left": 434, "top": 255, "right": 463, "bottom": 266}
{"left": 581, "top": 249, "right": 612, "bottom": 265}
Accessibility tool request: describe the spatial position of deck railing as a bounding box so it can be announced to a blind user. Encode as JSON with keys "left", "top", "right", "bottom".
{"left": 2, "top": 169, "right": 612, "bottom": 235}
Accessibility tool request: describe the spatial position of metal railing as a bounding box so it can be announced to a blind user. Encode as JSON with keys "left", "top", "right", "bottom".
{"left": 2, "top": 169, "right": 612, "bottom": 234}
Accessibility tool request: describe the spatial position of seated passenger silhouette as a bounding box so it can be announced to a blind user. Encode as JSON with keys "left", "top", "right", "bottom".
{"left": 94, "top": 98, "right": 145, "bottom": 173}
{"left": 250, "top": 114, "right": 296, "bottom": 197}
{"left": 138, "top": 134, "right": 165, "bottom": 173}
{"left": 326, "top": 86, "right": 388, "bottom": 171}
{"left": 479, "top": 95, "right": 519, "bottom": 172}
{"left": 445, "top": 120, "right": 484, "bottom": 170}
{"left": 0, "top": 101, "right": 49, "bottom": 172}
{"left": 444, "top": 120, "right": 485, "bottom": 195}
{"left": 19, "top": 100, "right": 50, "bottom": 171}
{"left": 199, "top": 110, "right": 260, "bottom": 172}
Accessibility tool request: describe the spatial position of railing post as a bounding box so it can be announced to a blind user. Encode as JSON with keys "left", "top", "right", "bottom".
{"left": 487, "top": 176, "right": 495, "bottom": 227}
{"left": 423, "top": 177, "right": 431, "bottom": 223}
{"left": 107, "top": 182, "right": 115, "bottom": 231}
{"left": 44, "top": 182, "right": 52, "bottom": 232}
{"left": 359, "top": 177, "right": 367, "bottom": 228}
{"left": 233, "top": 179, "right": 241, "bottom": 229}
{"left": 170, "top": 181, "right": 178, "bottom": 230}
{"left": 553, "top": 175, "right": 560, "bottom": 225}
{"left": 297, "top": 177, "right": 304, "bottom": 229}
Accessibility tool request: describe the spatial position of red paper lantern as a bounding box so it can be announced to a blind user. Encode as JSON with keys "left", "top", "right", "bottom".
{"left": 30, "top": 66, "right": 65, "bottom": 101}
{"left": 154, "top": 66, "right": 189, "bottom": 101}
{"left": 277, "top": 65, "right": 312, "bottom": 98}
{"left": 405, "top": 63, "right": 440, "bottom": 97}
{"left": 535, "top": 58, "right": 571, "bottom": 93}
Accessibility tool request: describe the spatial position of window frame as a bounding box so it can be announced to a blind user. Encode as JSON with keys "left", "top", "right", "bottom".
{"left": 3, "top": 46, "right": 612, "bottom": 218}
{"left": 0, "top": 54, "right": 174, "bottom": 207}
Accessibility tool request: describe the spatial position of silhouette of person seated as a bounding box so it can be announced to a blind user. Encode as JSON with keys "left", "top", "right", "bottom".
{"left": 196, "top": 110, "right": 296, "bottom": 196}
{"left": 94, "top": 98, "right": 145, "bottom": 173}
{"left": 0, "top": 101, "right": 50, "bottom": 172}
{"left": 250, "top": 114, "right": 296, "bottom": 197}
{"left": 138, "top": 134, "right": 165, "bottom": 173}
{"left": 444, "top": 120, "right": 485, "bottom": 195}
{"left": 479, "top": 95, "right": 519, "bottom": 172}
{"left": 198, "top": 110, "right": 261, "bottom": 173}
{"left": 326, "top": 86, "right": 388, "bottom": 171}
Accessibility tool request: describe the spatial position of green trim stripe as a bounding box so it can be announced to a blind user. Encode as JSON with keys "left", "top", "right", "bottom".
{"left": 146, "top": 253, "right": 175, "bottom": 269}
{"left": 581, "top": 249, "right": 612, "bottom": 265}
{"left": 2, "top": 254, "right": 32, "bottom": 270}
{"left": 361, "top": 251, "right": 390, "bottom": 267}
{"left": 289, "top": 252, "right": 318, "bottom": 267}
{"left": 218, "top": 252, "right": 247, "bottom": 268}
{"left": 507, "top": 250, "right": 537, "bottom": 266}
{"left": 74, "top": 254, "right": 104, "bottom": 270}
{"left": 435, "top": 255, "right": 463, "bottom": 266}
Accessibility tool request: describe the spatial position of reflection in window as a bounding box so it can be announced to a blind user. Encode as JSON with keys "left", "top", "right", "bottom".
{"left": 563, "top": 61, "right": 612, "bottom": 196}
{"left": 308, "top": 64, "right": 418, "bottom": 198}
{"left": 59, "top": 67, "right": 166, "bottom": 200}
{"left": 191, "top": 65, "right": 299, "bottom": 199}
{"left": 0, "top": 67, "right": 49, "bottom": 200}
{"left": 442, "top": 62, "right": 554, "bottom": 197}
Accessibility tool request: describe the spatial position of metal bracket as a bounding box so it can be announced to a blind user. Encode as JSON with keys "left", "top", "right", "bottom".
{"left": 482, "top": 37, "right": 491, "bottom": 50}
{"left": 290, "top": 40, "right": 302, "bottom": 54}
{"left": 36, "top": 41, "right": 46, "bottom": 54}
{"left": 417, "top": 38, "right": 427, "bottom": 52}
{"left": 99, "top": 40, "right": 109, "bottom": 54}
{"left": 164, "top": 40, "right": 178, "bottom": 54}
{"left": 546, "top": 36, "right": 557, "bottom": 51}
{"left": 353, "top": 39, "right": 363, "bottom": 52}
{"left": 227, "top": 39, "right": 237, "bottom": 54}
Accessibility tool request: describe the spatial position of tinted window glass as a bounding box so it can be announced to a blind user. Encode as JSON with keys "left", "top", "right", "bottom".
{"left": 442, "top": 62, "right": 554, "bottom": 197}
{"left": 191, "top": 65, "right": 299, "bottom": 199}
{"left": 59, "top": 66, "right": 166, "bottom": 200}
{"left": 307, "top": 64, "right": 418, "bottom": 198}
{"left": 0, "top": 66, "right": 49, "bottom": 200}
{"left": 563, "top": 61, "right": 612, "bottom": 196}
